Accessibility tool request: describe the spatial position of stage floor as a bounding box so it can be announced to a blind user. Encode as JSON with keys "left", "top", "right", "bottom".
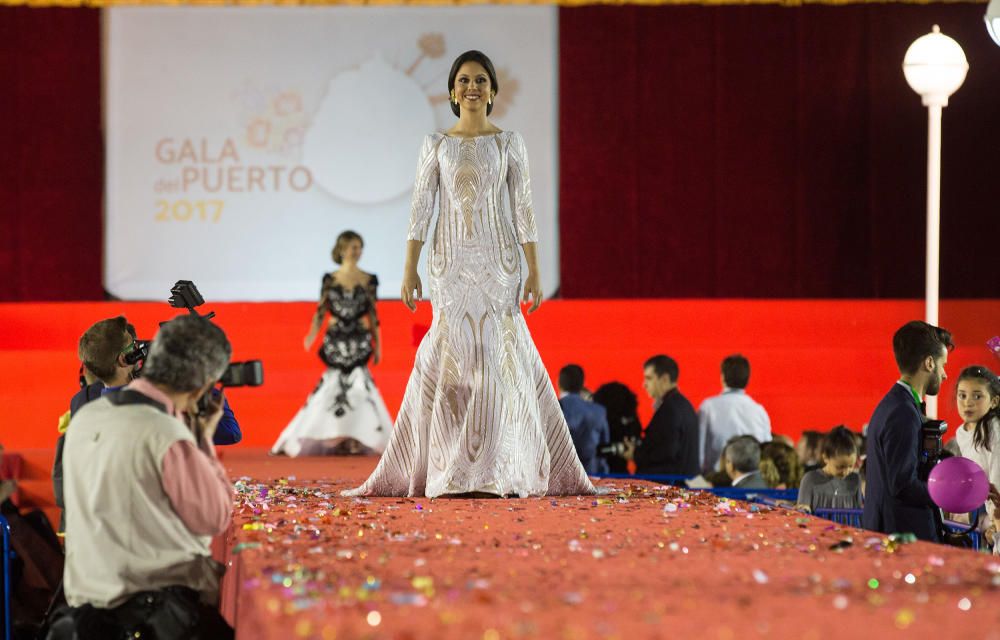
{"left": 217, "top": 450, "right": 1000, "bottom": 640}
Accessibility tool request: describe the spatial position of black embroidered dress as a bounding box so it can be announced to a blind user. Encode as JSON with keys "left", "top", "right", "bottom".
{"left": 270, "top": 273, "right": 393, "bottom": 456}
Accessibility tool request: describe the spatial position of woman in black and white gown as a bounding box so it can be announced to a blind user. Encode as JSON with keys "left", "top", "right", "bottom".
{"left": 271, "top": 231, "right": 393, "bottom": 456}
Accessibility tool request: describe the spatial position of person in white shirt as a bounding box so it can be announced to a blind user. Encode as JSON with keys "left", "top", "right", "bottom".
{"left": 698, "top": 354, "right": 772, "bottom": 474}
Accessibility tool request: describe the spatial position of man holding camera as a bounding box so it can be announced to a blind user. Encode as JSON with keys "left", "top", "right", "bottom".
{"left": 863, "top": 320, "right": 953, "bottom": 542}
{"left": 52, "top": 316, "right": 235, "bottom": 639}
{"left": 54, "top": 315, "right": 241, "bottom": 534}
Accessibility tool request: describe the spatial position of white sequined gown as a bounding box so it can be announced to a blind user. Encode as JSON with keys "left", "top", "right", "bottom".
{"left": 344, "top": 131, "right": 596, "bottom": 498}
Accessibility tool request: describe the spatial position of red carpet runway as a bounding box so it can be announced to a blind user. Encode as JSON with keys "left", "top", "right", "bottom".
{"left": 217, "top": 450, "right": 1000, "bottom": 640}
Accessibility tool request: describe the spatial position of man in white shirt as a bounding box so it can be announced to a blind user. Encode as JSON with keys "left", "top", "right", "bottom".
{"left": 699, "top": 354, "right": 772, "bottom": 474}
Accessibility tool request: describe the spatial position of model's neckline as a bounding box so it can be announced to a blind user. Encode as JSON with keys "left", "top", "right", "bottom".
{"left": 442, "top": 131, "right": 504, "bottom": 140}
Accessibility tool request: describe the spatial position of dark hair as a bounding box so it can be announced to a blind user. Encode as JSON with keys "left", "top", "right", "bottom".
{"left": 821, "top": 426, "right": 858, "bottom": 460}
{"left": 644, "top": 354, "right": 679, "bottom": 383}
{"left": 558, "top": 364, "right": 585, "bottom": 394}
{"left": 798, "top": 430, "right": 824, "bottom": 463}
{"left": 725, "top": 435, "right": 761, "bottom": 474}
{"left": 721, "top": 354, "right": 750, "bottom": 389}
{"left": 956, "top": 365, "right": 1000, "bottom": 453}
{"left": 448, "top": 50, "right": 499, "bottom": 118}
{"left": 892, "top": 320, "right": 954, "bottom": 375}
{"left": 592, "top": 381, "right": 641, "bottom": 445}
{"left": 760, "top": 441, "right": 803, "bottom": 489}
{"left": 332, "top": 230, "right": 363, "bottom": 265}
{"left": 78, "top": 316, "right": 131, "bottom": 383}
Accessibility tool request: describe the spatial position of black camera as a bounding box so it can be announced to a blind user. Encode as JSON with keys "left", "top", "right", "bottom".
{"left": 123, "top": 340, "right": 150, "bottom": 366}
{"left": 169, "top": 280, "right": 215, "bottom": 320}
{"left": 220, "top": 360, "right": 264, "bottom": 388}
{"left": 917, "top": 418, "right": 948, "bottom": 480}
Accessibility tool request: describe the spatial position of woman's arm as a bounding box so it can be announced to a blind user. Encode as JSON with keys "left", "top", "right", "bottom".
{"left": 521, "top": 242, "right": 543, "bottom": 314}
{"left": 304, "top": 276, "right": 331, "bottom": 350}
{"left": 401, "top": 240, "right": 424, "bottom": 312}
{"left": 367, "top": 275, "right": 382, "bottom": 364}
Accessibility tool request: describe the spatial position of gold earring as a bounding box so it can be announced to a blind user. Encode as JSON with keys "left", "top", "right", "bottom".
{"left": 450, "top": 91, "right": 457, "bottom": 105}
{"left": 489, "top": 93, "right": 494, "bottom": 105}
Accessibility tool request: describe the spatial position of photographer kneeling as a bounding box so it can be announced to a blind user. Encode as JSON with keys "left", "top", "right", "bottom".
{"left": 50, "top": 316, "right": 235, "bottom": 640}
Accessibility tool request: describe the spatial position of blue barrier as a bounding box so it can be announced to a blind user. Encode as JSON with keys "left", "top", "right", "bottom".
{"left": 593, "top": 473, "right": 799, "bottom": 503}
{"left": 811, "top": 508, "right": 983, "bottom": 551}
{"left": 1, "top": 514, "right": 11, "bottom": 640}
{"left": 814, "top": 508, "right": 863, "bottom": 527}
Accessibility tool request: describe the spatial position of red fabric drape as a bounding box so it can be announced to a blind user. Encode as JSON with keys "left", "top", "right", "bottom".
{"left": 559, "top": 4, "right": 1000, "bottom": 298}
{"left": 0, "top": 8, "right": 103, "bottom": 301}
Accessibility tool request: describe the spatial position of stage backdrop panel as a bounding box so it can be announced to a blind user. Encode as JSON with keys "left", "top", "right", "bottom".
{"left": 105, "top": 6, "right": 559, "bottom": 301}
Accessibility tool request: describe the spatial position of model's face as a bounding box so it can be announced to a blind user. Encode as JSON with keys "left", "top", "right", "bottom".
{"left": 642, "top": 366, "right": 670, "bottom": 400}
{"left": 925, "top": 347, "right": 948, "bottom": 396}
{"left": 453, "top": 62, "right": 492, "bottom": 112}
{"left": 341, "top": 239, "right": 363, "bottom": 264}
{"left": 822, "top": 453, "right": 857, "bottom": 479}
{"left": 957, "top": 379, "right": 998, "bottom": 425}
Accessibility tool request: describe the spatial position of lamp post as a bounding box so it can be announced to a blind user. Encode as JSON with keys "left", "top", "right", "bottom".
{"left": 987, "top": 0, "right": 1000, "bottom": 46}
{"left": 902, "top": 25, "right": 967, "bottom": 418}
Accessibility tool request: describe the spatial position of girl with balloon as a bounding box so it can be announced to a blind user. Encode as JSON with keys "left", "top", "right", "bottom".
{"left": 950, "top": 366, "right": 1000, "bottom": 551}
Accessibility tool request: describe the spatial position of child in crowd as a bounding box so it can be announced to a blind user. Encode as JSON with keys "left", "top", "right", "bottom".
{"left": 952, "top": 366, "right": 1000, "bottom": 552}
{"left": 796, "top": 426, "right": 863, "bottom": 512}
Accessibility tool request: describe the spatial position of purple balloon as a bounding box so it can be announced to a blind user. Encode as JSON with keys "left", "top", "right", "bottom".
{"left": 928, "top": 456, "right": 989, "bottom": 514}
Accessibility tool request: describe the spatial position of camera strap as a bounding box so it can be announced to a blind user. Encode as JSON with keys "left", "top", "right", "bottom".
{"left": 104, "top": 389, "right": 169, "bottom": 415}
{"left": 897, "top": 380, "right": 924, "bottom": 413}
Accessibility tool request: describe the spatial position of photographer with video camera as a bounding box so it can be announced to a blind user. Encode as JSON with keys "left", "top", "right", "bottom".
{"left": 54, "top": 313, "right": 242, "bottom": 535}
{"left": 863, "top": 320, "right": 954, "bottom": 542}
{"left": 49, "top": 315, "right": 236, "bottom": 640}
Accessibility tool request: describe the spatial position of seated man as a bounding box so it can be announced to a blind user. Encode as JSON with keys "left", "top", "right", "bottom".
{"left": 724, "top": 435, "right": 768, "bottom": 488}
{"left": 53, "top": 316, "right": 235, "bottom": 639}
{"left": 698, "top": 354, "right": 772, "bottom": 474}
{"left": 558, "top": 364, "right": 610, "bottom": 475}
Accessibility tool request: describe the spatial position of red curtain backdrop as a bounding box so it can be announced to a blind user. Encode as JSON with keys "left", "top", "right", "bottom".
{"left": 559, "top": 4, "right": 1000, "bottom": 298}
{"left": 0, "top": 8, "right": 103, "bottom": 301}
{"left": 1, "top": 5, "right": 998, "bottom": 301}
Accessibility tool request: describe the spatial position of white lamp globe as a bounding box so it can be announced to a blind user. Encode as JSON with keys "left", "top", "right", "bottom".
{"left": 902, "top": 25, "right": 969, "bottom": 107}
{"left": 987, "top": 0, "right": 1000, "bottom": 47}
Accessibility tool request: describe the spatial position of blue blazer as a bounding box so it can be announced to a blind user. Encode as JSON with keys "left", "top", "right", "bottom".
{"left": 559, "top": 394, "right": 610, "bottom": 475}
{"left": 862, "top": 384, "right": 938, "bottom": 542}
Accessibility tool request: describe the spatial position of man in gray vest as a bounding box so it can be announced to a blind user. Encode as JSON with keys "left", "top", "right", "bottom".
{"left": 56, "top": 315, "right": 235, "bottom": 638}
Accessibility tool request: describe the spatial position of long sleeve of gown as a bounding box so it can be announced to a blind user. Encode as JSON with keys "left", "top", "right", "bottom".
{"left": 407, "top": 134, "right": 441, "bottom": 242}
{"left": 506, "top": 132, "right": 538, "bottom": 244}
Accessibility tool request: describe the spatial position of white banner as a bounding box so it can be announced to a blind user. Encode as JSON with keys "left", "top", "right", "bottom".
{"left": 105, "top": 6, "right": 559, "bottom": 301}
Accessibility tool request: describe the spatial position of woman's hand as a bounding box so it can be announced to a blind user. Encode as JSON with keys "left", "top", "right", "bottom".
{"left": 401, "top": 271, "right": 423, "bottom": 312}
{"left": 522, "top": 272, "right": 543, "bottom": 314}
{"left": 303, "top": 333, "right": 316, "bottom": 351}
{"left": 373, "top": 342, "right": 382, "bottom": 365}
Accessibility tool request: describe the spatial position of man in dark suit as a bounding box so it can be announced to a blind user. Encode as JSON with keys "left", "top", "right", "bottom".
{"left": 723, "top": 435, "right": 768, "bottom": 488}
{"left": 558, "top": 364, "right": 610, "bottom": 475}
{"left": 627, "top": 355, "right": 699, "bottom": 476}
{"left": 862, "top": 320, "right": 953, "bottom": 542}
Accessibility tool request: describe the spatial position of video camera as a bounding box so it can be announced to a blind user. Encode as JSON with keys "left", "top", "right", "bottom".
{"left": 917, "top": 417, "right": 948, "bottom": 481}
{"left": 126, "top": 280, "right": 264, "bottom": 388}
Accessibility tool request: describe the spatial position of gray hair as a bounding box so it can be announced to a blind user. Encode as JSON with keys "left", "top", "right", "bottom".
{"left": 724, "top": 435, "right": 761, "bottom": 474}
{"left": 141, "top": 316, "right": 231, "bottom": 392}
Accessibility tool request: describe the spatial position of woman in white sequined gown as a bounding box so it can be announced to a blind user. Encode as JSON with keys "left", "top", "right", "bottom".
{"left": 344, "top": 51, "right": 595, "bottom": 498}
